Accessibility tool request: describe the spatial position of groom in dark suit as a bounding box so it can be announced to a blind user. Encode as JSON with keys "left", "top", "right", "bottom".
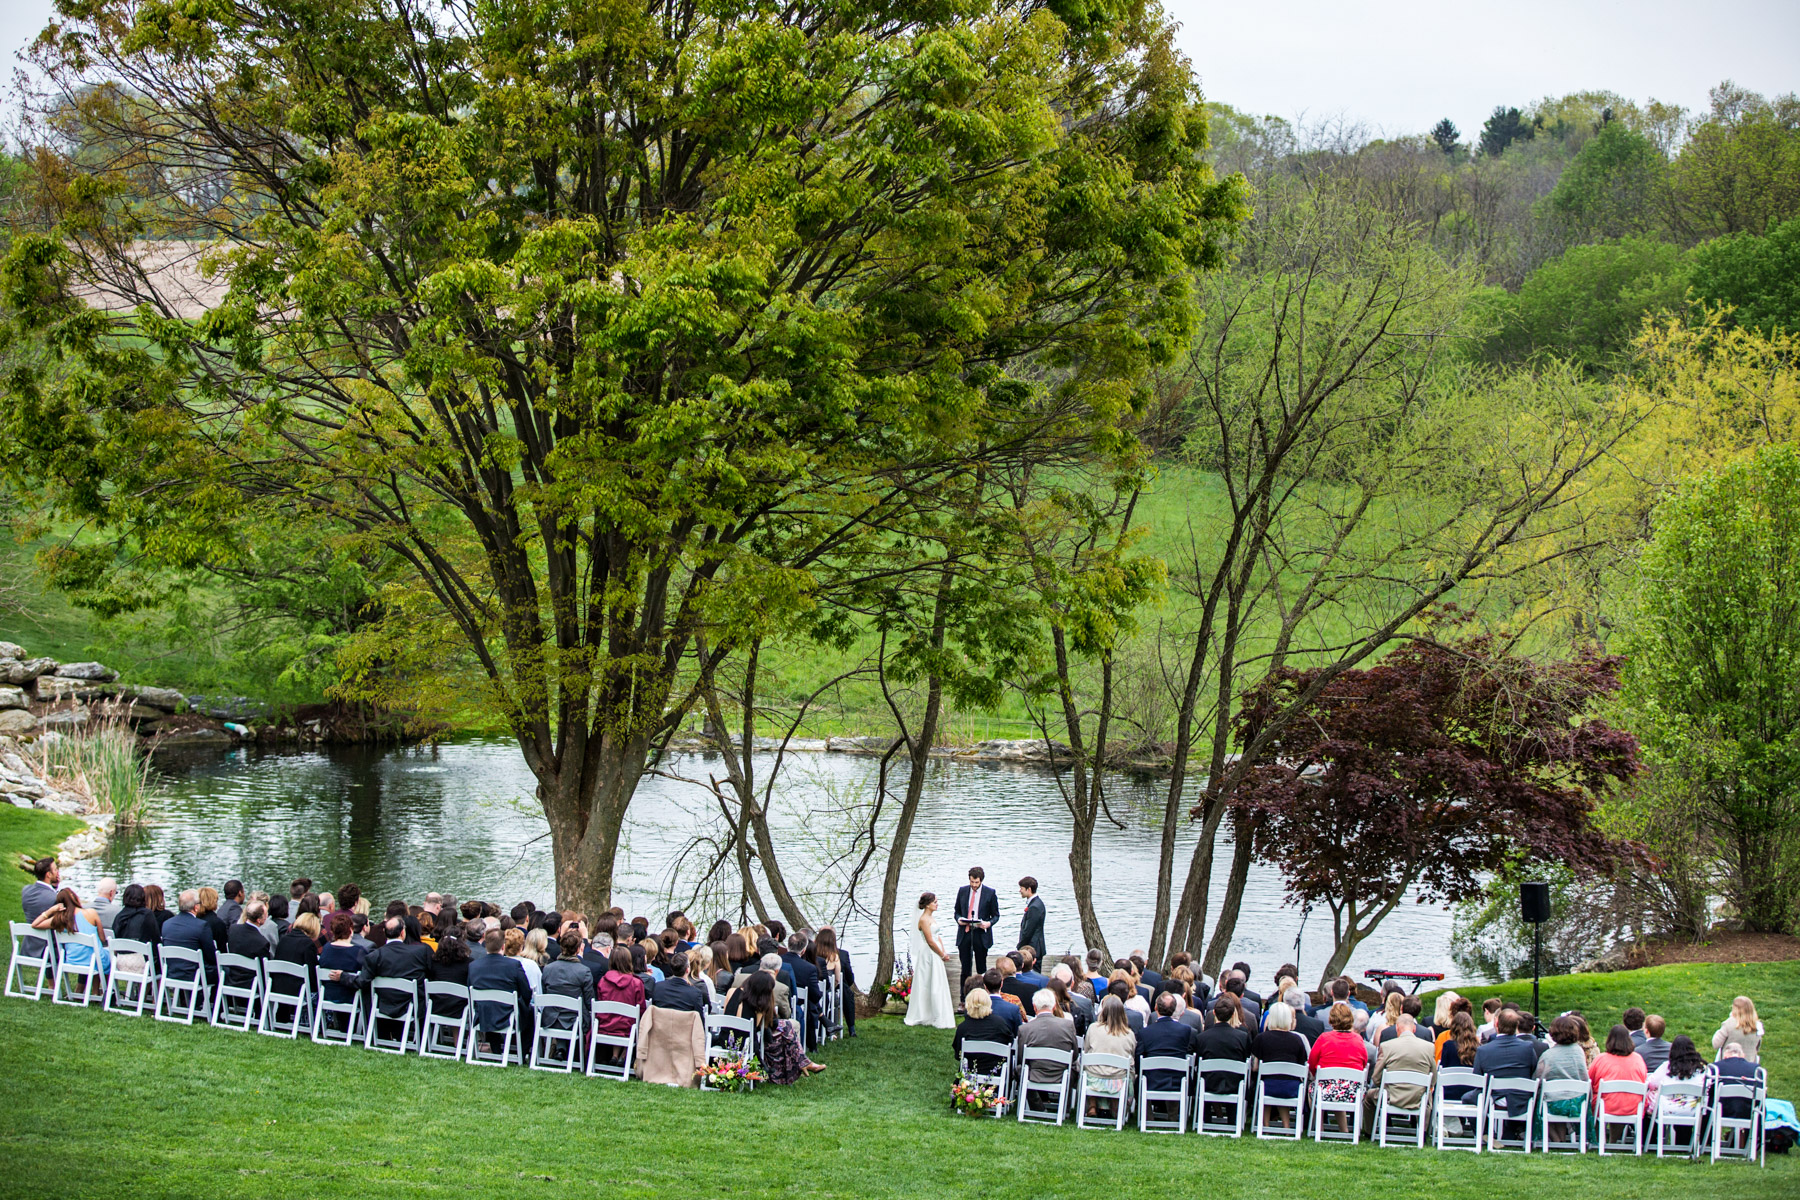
{"left": 953, "top": 866, "right": 999, "bottom": 997}
{"left": 1017, "top": 876, "right": 1047, "bottom": 961}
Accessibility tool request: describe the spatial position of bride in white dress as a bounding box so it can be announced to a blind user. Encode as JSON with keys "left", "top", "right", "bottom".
{"left": 904, "top": 892, "right": 956, "bottom": 1029}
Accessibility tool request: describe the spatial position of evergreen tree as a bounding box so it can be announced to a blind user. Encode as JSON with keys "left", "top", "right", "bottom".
{"left": 1430, "top": 118, "right": 1461, "bottom": 157}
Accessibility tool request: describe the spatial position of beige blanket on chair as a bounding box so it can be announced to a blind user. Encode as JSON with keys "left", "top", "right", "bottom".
{"left": 635, "top": 1006, "right": 705, "bottom": 1087}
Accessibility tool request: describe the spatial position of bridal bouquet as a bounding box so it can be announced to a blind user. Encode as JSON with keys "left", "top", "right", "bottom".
{"left": 951, "top": 1074, "right": 1006, "bottom": 1116}
{"left": 696, "top": 1057, "right": 767, "bottom": 1092}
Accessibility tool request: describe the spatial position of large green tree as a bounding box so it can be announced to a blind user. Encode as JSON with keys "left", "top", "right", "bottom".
{"left": 1688, "top": 217, "right": 1800, "bottom": 336}
{"left": 1622, "top": 444, "right": 1800, "bottom": 933}
{"left": 2, "top": 0, "right": 1246, "bottom": 912}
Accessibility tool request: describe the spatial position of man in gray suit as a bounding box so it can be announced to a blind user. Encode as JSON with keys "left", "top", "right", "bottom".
{"left": 20, "top": 857, "right": 60, "bottom": 961}
{"left": 1365, "top": 1014, "right": 1438, "bottom": 1128}
{"left": 1016, "top": 989, "right": 1079, "bottom": 1095}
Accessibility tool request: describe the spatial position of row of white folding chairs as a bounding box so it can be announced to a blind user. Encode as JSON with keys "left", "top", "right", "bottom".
{"left": 951, "top": 1040, "right": 1768, "bottom": 1165}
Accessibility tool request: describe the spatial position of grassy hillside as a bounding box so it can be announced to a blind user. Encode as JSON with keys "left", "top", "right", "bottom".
{"left": 1, "top": 806, "right": 1792, "bottom": 1200}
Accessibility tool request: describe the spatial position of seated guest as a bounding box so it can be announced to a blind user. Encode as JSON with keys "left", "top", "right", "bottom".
{"left": 540, "top": 930, "right": 597, "bottom": 1030}
{"left": 163, "top": 889, "right": 221, "bottom": 989}
{"left": 783, "top": 932, "right": 823, "bottom": 1039}
{"left": 1015, "top": 947, "right": 1048, "bottom": 991}
{"left": 708, "top": 938, "right": 734, "bottom": 991}
{"left": 1476, "top": 1007, "right": 1543, "bottom": 1129}
{"left": 1222, "top": 975, "right": 1260, "bottom": 1028}
{"left": 736, "top": 971, "right": 825, "bottom": 1084}
{"left": 468, "top": 928, "right": 536, "bottom": 1051}
{"left": 224, "top": 901, "right": 273, "bottom": 989}
{"left": 144, "top": 883, "right": 175, "bottom": 933}
{"left": 318, "top": 912, "right": 363, "bottom": 1005}
{"left": 1192, "top": 995, "right": 1251, "bottom": 1122}
{"left": 1109, "top": 968, "right": 1150, "bottom": 1019}
{"left": 29, "top": 887, "right": 112, "bottom": 981}
{"left": 981, "top": 969, "right": 1024, "bottom": 1033}
{"left": 1431, "top": 991, "right": 1462, "bottom": 1057}
{"left": 730, "top": 953, "right": 793, "bottom": 1019}
{"left": 112, "top": 883, "right": 162, "bottom": 946}
{"left": 1477, "top": 996, "right": 1504, "bottom": 1042}
{"left": 429, "top": 934, "right": 472, "bottom": 986}
{"left": 1638, "top": 1013, "right": 1672, "bottom": 1072}
{"left": 1250, "top": 1001, "right": 1309, "bottom": 1129}
{"left": 1623, "top": 1005, "right": 1647, "bottom": 1049}
{"left": 1714, "top": 1046, "right": 1762, "bottom": 1123}
{"left": 1103, "top": 977, "right": 1147, "bottom": 1033}
{"left": 1437, "top": 1011, "right": 1481, "bottom": 1106}
{"left": 728, "top": 929, "right": 758, "bottom": 971}
{"left": 1284, "top": 986, "right": 1325, "bottom": 1040}
{"left": 1645, "top": 1034, "right": 1709, "bottom": 1132}
{"left": 1365, "top": 1013, "right": 1436, "bottom": 1129}
{"left": 338, "top": 915, "right": 428, "bottom": 1038}
{"left": 649, "top": 950, "right": 709, "bottom": 1014}
{"left": 1590, "top": 1022, "right": 1649, "bottom": 1119}
{"left": 1535, "top": 1015, "right": 1589, "bottom": 1138}
{"left": 593, "top": 944, "right": 647, "bottom": 1067}
{"left": 1367, "top": 988, "right": 1405, "bottom": 1045}
{"left": 1402, "top": 995, "right": 1432, "bottom": 1040}
{"left": 1308, "top": 1002, "right": 1369, "bottom": 1134}
{"left": 687, "top": 944, "right": 722, "bottom": 1012}
{"left": 1079, "top": 996, "right": 1136, "bottom": 1119}
{"left": 1139, "top": 992, "right": 1203, "bottom": 1101}
{"left": 953, "top": 988, "right": 1017, "bottom": 1074}
{"left": 1083, "top": 948, "right": 1110, "bottom": 996}
{"left": 1016, "top": 989, "right": 1079, "bottom": 1111}
{"left": 504, "top": 927, "right": 542, "bottom": 999}
{"left": 1712, "top": 996, "right": 1763, "bottom": 1062}
{"left": 195, "top": 886, "right": 231, "bottom": 953}
{"left": 998, "top": 955, "right": 1034, "bottom": 1009}
{"left": 706, "top": 919, "right": 732, "bottom": 947}
{"left": 1051, "top": 964, "right": 1094, "bottom": 1025}
{"left": 263, "top": 895, "right": 289, "bottom": 947}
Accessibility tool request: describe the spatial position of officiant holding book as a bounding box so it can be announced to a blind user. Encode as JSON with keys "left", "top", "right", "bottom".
{"left": 953, "top": 866, "right": 1000, "bottom": 996}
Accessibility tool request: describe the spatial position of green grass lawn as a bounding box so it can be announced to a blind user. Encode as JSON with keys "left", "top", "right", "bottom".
{"left": 1, "top": 809, "right": 1794, "bottom": 1199}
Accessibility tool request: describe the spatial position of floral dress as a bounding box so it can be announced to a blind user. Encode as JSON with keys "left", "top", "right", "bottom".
{"left": 763, "top": 1017, "right": 812, "bottom": 1085}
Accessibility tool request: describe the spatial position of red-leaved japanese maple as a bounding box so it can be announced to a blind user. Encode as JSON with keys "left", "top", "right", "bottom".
{"left": 1229, "top": 627, "right": 1640, "bottom": 987}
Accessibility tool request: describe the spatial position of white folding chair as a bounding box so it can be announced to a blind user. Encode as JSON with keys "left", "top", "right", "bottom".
{"left": 105, "top": 938, "right": 158, "bottom": 1017}
{"left": 529, "top": 995, "right": 586, "bottom": 1072}
{"left": 363, "top": 977, "right": 421, "bottom": 1054}
{"left": 52, "top": 931, "right": 109, "bottom": 1007}
{"left": 701, "top": 1014, "right": 759, "bottom": 1091}
{"left": 1017, "top": 1047, "right": 1075, "bottom": 1125}
{"left": 1074, "top": 1054, "right": 1133, "bottom": 1130}
{"left": 1374, "top": 1070, "right": 1433, "bottom": 1148}
{"left": 1195, "top": 1059, "right": 1248, "bottom": 1136}
{"left": 1709, "top": 1080, "right": 1765, "bottom": 1166}
{"left": 420, "top": 981, "right": 472, "bottom": 1060}
{"left": 1483, "top": 1078, "right": 1540, "bottom": 1153}
{"left": 958, "top": 1039, "right": 1014, "bottom": 1119}
{"left": 792, "top": 993, "right": 811, "bottom": 1048}
{"left": 1434, "top": 1069, "right": 1487, "bottom": 1152}
{"left": 311, "top": 987, "right": 366, "bottom": 1046}
{"left": 1133, "top": 1055, "right": 1192, "bottom": 1134}
{"left": 259, "top": 962, "right": 314, "bottom": 1037}
{"left": 1652, "top": 1080, "right": 1706, "bottom": 1159}
{"left": 210, "top": 953, "right": 265, "bottom": 1030}
{"left": 1253, "top": 1062, "right": 1308, "bottom": 1139}
{"left": 1311, "top": 1067, "right": 1365, "bottom": 1143}
{"left": 587, "top": 1002, "right": 642, "bottom": 1080}
{"left": 1597, "top": 1080, "right": 1647, "bottom": 1155}
{"left": 1539, "top": 1078, "right": 1590, "bottom": 1153}
{"left": 466, "top": 989, "right": 523, "bottom": 1066}
{"left": 6, "top": 921, "right": 56, "bottom": 1000}
{"left": 154, "top": 945, "right": 212, "bottom": 1024}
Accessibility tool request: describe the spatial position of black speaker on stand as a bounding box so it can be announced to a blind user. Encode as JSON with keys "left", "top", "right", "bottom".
{"left": 1519, "top": 881, "right": 1551, "bottom": 1017}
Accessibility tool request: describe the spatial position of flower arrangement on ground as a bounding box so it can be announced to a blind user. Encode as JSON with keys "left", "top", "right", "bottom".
{"left": 951, "top": 1073, "right": 1006, "bottom": 1116}
{"left": 696, "top": 1056, "right": 766, "bottom": 1092}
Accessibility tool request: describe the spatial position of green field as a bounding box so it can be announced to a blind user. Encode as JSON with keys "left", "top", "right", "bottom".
{"left": 1, "top": 806, "right": 1792, "bottom": 1200}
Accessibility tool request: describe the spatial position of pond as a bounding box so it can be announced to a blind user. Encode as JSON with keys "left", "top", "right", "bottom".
{"left": 57, "top": 738, "right": 1496, "bottom": 988}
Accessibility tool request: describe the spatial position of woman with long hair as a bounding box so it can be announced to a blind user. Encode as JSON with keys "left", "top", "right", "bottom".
{"left": 30, "top": 886, "right": 111, "bottom": 982}
{"left": 143, "top": 883, "right": 174, "bottom": 931}
{"left": 1646, "top": 1034, "right": 1708, "bottom": 1127}
{"left": 813, "top": 925, "right": 857, "bottom": 1037}
{"left": 727, "top": 970, "right": 825, "bottom": 1083}
{"left": 1438, "top": 1010, "right": 1482, "bottom": 1114}
{"left": 1080, "top": 995, "right": 1136, "bottom": 1118}
{"left": 1712, "top": 996, "right": 1763, "bottom": 1062}
{"left": 1570, "top": 1013, "right": 1599, "bottom": 1066}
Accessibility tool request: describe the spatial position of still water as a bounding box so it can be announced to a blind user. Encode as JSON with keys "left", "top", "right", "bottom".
{"left": 58, "top": 739, "right": 1492, "bottom": 987}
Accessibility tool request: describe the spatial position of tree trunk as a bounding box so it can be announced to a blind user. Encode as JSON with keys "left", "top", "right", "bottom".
{"left": 872, "top": 565, "right": 953, "bottom": 990}
{"left": 1200, "top": 812, "right": 1257, "bottom": 979}
{"left": 1167, "top": 799, "right": 1228, "bottom": 957}
{"left": 539, "top": 734, "right": 647, "bottom": 912}
{"left": 707, "top": 644, "right": 809, "bottom": 931}
{"left": 1147, "top": 625, "right": 1210, "bottom": 968}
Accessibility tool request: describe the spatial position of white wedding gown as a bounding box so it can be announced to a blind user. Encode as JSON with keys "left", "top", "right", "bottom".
{"left": 904, "top": 918, "right": 956, "bottom": 1029}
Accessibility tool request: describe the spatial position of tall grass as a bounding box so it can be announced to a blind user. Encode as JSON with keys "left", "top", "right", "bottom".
{"left": 24, "top": 722, "right": 157, "bottom": 827}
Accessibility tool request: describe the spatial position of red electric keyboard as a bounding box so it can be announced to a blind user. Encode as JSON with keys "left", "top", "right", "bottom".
{"left": 1362, "top": 969, "right": 1445, "bottom": 994}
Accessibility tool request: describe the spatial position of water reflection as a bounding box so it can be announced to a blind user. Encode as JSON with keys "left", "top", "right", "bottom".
{"left": 57, "top": 739, "right": 1493, "bottom": 987}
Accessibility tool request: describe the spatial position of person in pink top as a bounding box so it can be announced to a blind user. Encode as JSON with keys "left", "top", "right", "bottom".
{"left": 1589, "top": 1023, "right": 1648, "bottom": 1115}
{"left": 1308, "top": 1002, "right": 1370, "bottom": 1134}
